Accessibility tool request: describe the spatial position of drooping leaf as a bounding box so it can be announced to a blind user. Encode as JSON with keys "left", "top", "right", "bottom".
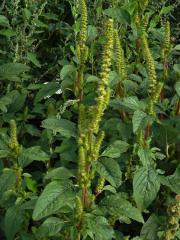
{"left": 36, "top": 217, "right": 64, "bottom": 237}
{"left": 100, "top": 193, "right": 144, "bottom": 223}
{"left": 110, "top": 96, "right": 146, "bottom": 111}
{"left": 104, "top": 8, "right": 131, "bottom": 24}
{"left": 35, "top": 82, "right": 61, "bottom": 103}
{"left": 132, "top": 110, "right": 147, "bottom": 133}
{"left": 173, "top": 45, "right": 180, "bottom": 51}
{"left": 60, "top": 65, "right": 76, "bottom": 79}
{"left": 0, "top": 15, "right": 9, "bottom": 26}
{"left": 140, "top": 214, "right": 160, "bottom": 240}
{"left": 133, "top": 166, "right": 160, "bottom": 210}
{"left": 173, "top": 64, "right": 180, "bottom": 74}
{"left": 175, "top": 82, "right": 180, "bottom": 97}
{"left": 160, "top": 165, "right": 180, "bottom": 194}
{"left": 0, "top": 63, "right": 29, "bottom": 81}
{"left": 45, "top": 167, "right": 74, "bottom": 180}
{"left": 94, "top": 158, "right": 122, "bottom": 187}
{"left": 5, "top": 206, "right": 25, "bottom": 240}
{"left": 0, "top": 95, "right": 13, "bottom": 112}
{"left": 0, "top": 169, "right": 16, "bottom": 199}
{"left": 18, "top": 146, "right": 49, "bottom": 168}
{"left": 101, "top": 140, "right": 129, "bottom": 158}
{"left": 84, "top": 214, "right": 114, "bottom": 240}
{"left": 42, "top": 117, "right": 77, "bottom": 137}
{"left": 137, "top": 147, "right": 155, "bottom": 166}
{"left": 32, "top": 181, "right": 75, "bottom": 221}
{"left": 27, "top": 52, "right": 41, "bottom": 67}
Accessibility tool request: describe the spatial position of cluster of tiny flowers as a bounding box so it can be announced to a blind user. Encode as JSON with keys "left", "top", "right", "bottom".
{"left": 9, "top": 120, "right": 22, "bottom": 158}
{"left": 141, "top": 31, "right": 157, "bottom": 96}
{"left": 91, "top": 19, "right": 114, "bottom": 133}
{"left": 76, "top": 0, "right": 88, "bottom": 64}
{"left": 114, "top": 29, "right": 127, "bottom": 81}
{"left": 164, "top": 197, "right": 180, "bottom": 240}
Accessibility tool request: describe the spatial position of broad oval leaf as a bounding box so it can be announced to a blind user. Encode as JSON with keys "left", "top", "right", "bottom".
{"left": 32, "top": 181, "right": 75, "bottom": 221}
{"left": 5, "top": 206, "right": 25, "bottom": 240}
{"left": 140, "top": 214, "right": 160, "bottom": 240}
{"left": 35, "top": 82, "right": 61, "bottom": 103}
{"left": 37, "top": 217, "right": 64, "bottom": 237}
{"left": 101, "top": 140, "right": 129, "bottom": 158}
{"left": 132, "top": 110, "right": 147, "bottom": 133}
{"left": 18, "top": 146, "right": 49, "bottom": 168}
{"left": 45, "top": 167, "right": 74, "bottom": 180}
{"left": 60, "top": 65, "right": 76, "bottom": 79}
{"left": 0, "top": 169, "right": 16, "bottom": 199}
{"left": 0, "top": 63, "right": 29, "bottom": 81}
{"left": 100, "top": 194, "right": 144, "bottom": 223}
{"left": 94, "top": 158, "right": 122, "bottom": 187}
{"left": 42, "top": 117, "right": 77, "bottom": 137}
{"left": 133, "top": 166, "right": 160, "bottom": 211}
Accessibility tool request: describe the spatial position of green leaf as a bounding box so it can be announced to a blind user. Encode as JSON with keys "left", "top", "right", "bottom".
{"left": 86, "top": 75, "right": 99, "bottom": 83}
{"left": 5, "top": 206, "right": 24, "bottom": 240}
{"left": 8, "top": 90, "right": 27, "bottom": 113}
{"left": 0, "top": 63, "right": 29, "bottom": 81}
{"left": 100, "top": 194, "right": 144, "bottom": 223}
{"left": 0, "top": 94, "right": 13, "bottom": 112}
{"left": 42, "top": 117, "right": 77, "bottom": 137}
{"left": 0, "top": 15, "right": 9, "bottom": 26}
{"left": 94, "top": 158, "right": 122, "bottom": 187}
{"left": 0, "top": 169, "right": 16, "bottom": 199}
{"left": 37, "top": 217, "right": 64, "bottom": 237}
{"left": 133, "top": 166, "right": 160, "bottom": 211}
{"left": 87, "top": 25, "right": 98, "bottom": 42}
{"left": 160, "top": 5, "right": 174, "bottom": 15}
{"left": 32, "top": 181, "right": 74, "bottom": 221}
{"left": 45, "top": 167, "right": 74, "bottom": 180}
{"left": 132, "top": 110, "right": 147, "bottom": 133}
{"left": 175, "top": 82, "right": 180, "bottom": 97}
{"left": 0, "top": 29, "right": 16, "bottom": 37}
{"left": 85, "top": 214, "right": 114, "bottom": 240}
{"left": 35, "top": 82, "right": 61, "bottom": 103}
{"left": 101, "top": 140, "right": 129, "bottom": 158}
{"left": 110, "top": 96, "right": 146, "bottom": 111}
{"left": 23, "top": 8, "right": 32, "bottom": 20}
{"left": 60, "top": 65, "right": 76, "bottom": 79}
{"left": 137, "top": 147, "right": 155, "bottom": 166}
{"left": 140, "top": 214, "right": 160, "bottom": 240}
{"left": 104, "top": 8, "right": 131, "bottom": 24}
{"left": 0, "top": 149, "right": 9, "bottom": 158}
{"left": 173, "top": 45, "right": 180, "bottom": 51}
{"left": 160, "top": 165, "right": 180, "bottom": 194}
{"left": 27, "top": 52, "right": 41, "bottom": 67}
{"left": 18, "top": 146, "right": 49, "bottom": 168}
{"left": 174, "top": 64, "right": 180, "bottom": 74}
{"left": 25, "top": 177, "right": 37, "bottom": 193}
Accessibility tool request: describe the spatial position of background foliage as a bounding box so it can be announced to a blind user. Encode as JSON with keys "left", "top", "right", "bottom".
{"left": 0, "top": 0, "right": 180, "bottom": 239}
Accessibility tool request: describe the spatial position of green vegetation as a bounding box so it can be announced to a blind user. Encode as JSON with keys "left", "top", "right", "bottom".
{"left": 0, "top": 0, "right": 179, "bottom": 239}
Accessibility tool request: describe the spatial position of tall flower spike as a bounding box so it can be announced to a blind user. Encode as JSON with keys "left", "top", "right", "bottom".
{"left": 141, "top": 31, "right": 157, "bottom": 96}
{"left": 91, "top": 19, "right": 114, "bottom": 133}
{"left": 139, "top": 0, "right": 149, "bottom": 13}
{"left": 114, "top": 29, "right": 127, "bottom": 80}
{"left": 9, "top": 120, "right": 19, "bottom": 150}
{"left": 163, "top": 21, "right": 171, "bottom": 56}
{"left": 9, "top": 120, "right": 21, "bottom": 159}
{"left": 78, "top": 0, "right": 88, "bottom": 55}
{"left": 164, "top": 197, "right": 180, "bottom": 240}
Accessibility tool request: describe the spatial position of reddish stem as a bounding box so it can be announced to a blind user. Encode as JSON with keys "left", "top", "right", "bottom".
{"left": 145, "top": 122, "right": 151, "bottom": 140}
{"left": 160, "top": 85, "right": 164, "bottom": 102}
{"left": 83, "top": 188, "right": 87, "bottom": 209}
